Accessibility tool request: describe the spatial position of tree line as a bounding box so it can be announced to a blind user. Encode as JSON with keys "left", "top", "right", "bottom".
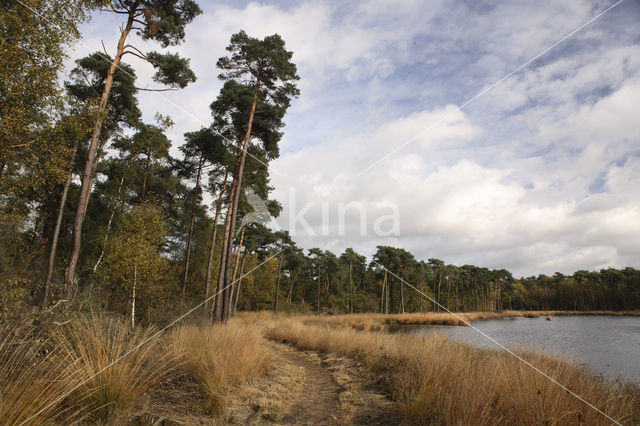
{"left": 1, "top": 1, "right": 638, "bottom": 324}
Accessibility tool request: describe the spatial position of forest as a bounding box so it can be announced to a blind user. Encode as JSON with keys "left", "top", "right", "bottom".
{"left": 1, "top": 0, "right": 639, "bottom": 325}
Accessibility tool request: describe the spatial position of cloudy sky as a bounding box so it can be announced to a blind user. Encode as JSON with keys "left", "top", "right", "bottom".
{"left": 71, "top": 0, "right": 640, "bottom": 277}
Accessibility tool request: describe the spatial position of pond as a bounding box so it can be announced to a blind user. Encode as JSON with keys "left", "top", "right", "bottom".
{"left": 399, "top": 315, "right": 640, "bottom": 383}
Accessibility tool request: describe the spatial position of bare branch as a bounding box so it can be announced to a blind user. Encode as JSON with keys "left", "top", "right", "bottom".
{"left": 101, "top": 40, "right": 109, "bottom": 57}
{"left": 114, "top": 0, "right": 128, "bottom": 10}
{"left": 133, "top": 18, "right": 147, "bottom": 27}
{"left": 122, "top": 49, "right": 148, "bottom": 62}
{"left": 135, "top": 86, "right": 179, "bottom": 92}
{"left": 124, "top": 44, "right": 150, "bottom": 61}
{"left": 104, "top": 3, "right": 129, "bottom": 14}
{"left": 78, "top": 67, "right": 101, "bottom": 98}
{"left": 42, "top": 299, "right": 68, "bottom": 314}
{"left": 8, "top": 141, "right": 35, "bottom": 148}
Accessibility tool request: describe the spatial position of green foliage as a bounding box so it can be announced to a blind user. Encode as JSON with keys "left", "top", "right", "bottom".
{"left": 136, "top": 0, "right": 202, "bottom": 47}
{"left": 217, "top": 30, "right": 300, "bottom": 98}
{"left": 0, "top": 0, "right": 97, "bottom": 208}
{"left": 97, "top": 205, "right": 169, "bottom": 316}
{"left": 0, "top": 277, "right": 31, "bottom": 319}
{"left": 147, "top": 51, "right": 197, "bottom": 88}
{"left": 66, "top": 52, "right": 141, "bottom": 128}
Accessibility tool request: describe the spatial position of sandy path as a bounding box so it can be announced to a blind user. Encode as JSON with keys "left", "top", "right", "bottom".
{"left": 277, "top": 347, "right": 342, "bottom": 425}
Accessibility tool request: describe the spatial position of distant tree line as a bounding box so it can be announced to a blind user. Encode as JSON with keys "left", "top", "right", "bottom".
{"left": 229, "top": 241, "right": 640, "bottom": 314}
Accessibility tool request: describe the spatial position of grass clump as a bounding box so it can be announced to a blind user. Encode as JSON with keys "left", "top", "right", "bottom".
{"left": 54, "top": 314, "right": 176, "bottom": 422}
{"left": 0, "top": 322, "right": 80, "bottom": 425}
{"left": 170, "top": 322, "right": 273, "bottom": 415}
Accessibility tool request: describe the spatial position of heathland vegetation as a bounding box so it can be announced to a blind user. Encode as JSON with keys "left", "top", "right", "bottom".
{"left": 1, "top": 1, "right": 640, "bottom": 424}
{"left": 2, "top": 313, "right": 639, "bottom": 424}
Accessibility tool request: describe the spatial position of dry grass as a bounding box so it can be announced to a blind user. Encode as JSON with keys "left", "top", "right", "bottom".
{"left": 4, "top": 310, "right": 638, "bottom": 424}
{"left": 169, "top": 322, "right": 273, "bottom": 415}
{"left": 0, "top": 323, "right": 82, "bottom": 425}
{"left": 246, "top": 314, "right": 640, "bottom": 425}
{"left": 221, "top": 342, "right": 305, "bottom": 424}
{"left": 238, "top": 310, "right": 640, "bottom": 331}
{"left": 54, "top": 314, "right": 177, "bottom": 422}
{"left": 1, "top": 316, "right": 275, "bottom": 424}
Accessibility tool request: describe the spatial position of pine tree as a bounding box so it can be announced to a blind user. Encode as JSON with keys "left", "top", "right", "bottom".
{"left": 64, "top": 0, "right": 201, "bottom": 300}
{"left": 212, "top": 31, "right": 299, "bottom": 323}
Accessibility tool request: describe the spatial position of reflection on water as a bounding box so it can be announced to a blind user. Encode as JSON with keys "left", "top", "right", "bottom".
{"left": 400, "top": 315, "right": 640, "bottom": 383}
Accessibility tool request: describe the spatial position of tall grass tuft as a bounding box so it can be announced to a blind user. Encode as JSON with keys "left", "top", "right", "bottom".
{"left": 170, "top": 323, "right": 272, "bottom": 414}
{"left": 0, "top": 322, "right": 80, "bottom": 425}
{"left": 54, "top": 314, "right": 176, "bottom": 422}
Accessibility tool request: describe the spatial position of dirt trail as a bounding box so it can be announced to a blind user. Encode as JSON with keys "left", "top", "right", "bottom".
{"left": 277, "top": 346, "right": 342, "bottom": 425}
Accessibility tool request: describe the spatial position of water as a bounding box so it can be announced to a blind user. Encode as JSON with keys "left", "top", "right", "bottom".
{"left": 400, "top": 315, "right": 640, "bottom": 383}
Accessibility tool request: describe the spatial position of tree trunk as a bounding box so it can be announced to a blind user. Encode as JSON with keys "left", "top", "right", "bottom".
{"left": 274, "top": 250, "right": 283, "bottom": 312}
{"left": 324, "top": 272, "right": 330, "bottom": 306}
{"left": 380, "top": 271, "right": 386, "bottom": 313}
{"left": 287, "top": 277, "right": 294, "bottom": 302}
{"left": 349, "top": 263, "right": 353, "bottom": 314}
{"left": 182, "top": 155, "right": 204, "bottom": 298}
{"left": 213, "top": 195, "right": 233, "bottom": 323}
{"left": 42, "top": 139, "right": 79, "bottom": 307}
{"left": 432, "top": 278, "right": 437, "bottom": 312}
{"left": 131, "top": 264, "right": 137, "bottom": 328}
{"left": 64, "top": 6, "right": 138, "bottom": 299}
{"left": 228, "top": 224, "right": 246, "bottom": 314}
{"left": 389, "top": 276, "right": 394, "bottom": 313}
{"left": 231, "top": 224, "right": 246, "bottom": 283}
{"left": 384, "top": 269, "right": 389, "bottom": 314}
{"left": 204, "top": 169, "right": 228, "bottom": 318}
{"left": 140, "top": 151, "right": 151, "bottom": 204}
{"left": 233, "top": 252, "right": 246, "bottom": 314}
{"left": 317, "top": 271, "right": 321, "bottom": 314}
{"left": 93, "top": 161, "right": 132, "bottom": 272}
{"left": 81, "top": 130, "right": 109, "bottom": 218}
{"left": 400, "top": 278, "right": 405, "bottom": 313}
{"left": 217, "top": 75, "right": 261, "bottom": 324}
{"left": 455, "top": 281, "right": 459, "bottom": 311}
{"left": 436, "top": 273, "right": 442, "bottom": 312}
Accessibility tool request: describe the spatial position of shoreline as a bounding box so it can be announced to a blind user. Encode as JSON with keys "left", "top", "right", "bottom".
{"left": 245, "top": 313, "right": 640, "bottom": 425}
{"left": 241, "top": 310, "right": 640, "bottom": 331}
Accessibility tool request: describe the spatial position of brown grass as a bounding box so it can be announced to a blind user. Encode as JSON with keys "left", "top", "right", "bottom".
{"left": 169, "top": 322, "right": 273, "bottom": 415}
{"left": 54, "top": 314, "right": 177, "bottom": 422}
{"left": 243, "top": 314, "right": 640, "bottom": 425}
{"left": 4, "top": 310, "right": 638, "bottom": 424}
{"left": 0, "top": 323, "right": 82, "bottom": 425}
{"left": 238, "top": 310, "right": 640, "bottom": 331}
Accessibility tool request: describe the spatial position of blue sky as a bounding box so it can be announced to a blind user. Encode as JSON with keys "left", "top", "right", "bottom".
{"left": 71, "top": 0, "right": 640, "bottom": 277}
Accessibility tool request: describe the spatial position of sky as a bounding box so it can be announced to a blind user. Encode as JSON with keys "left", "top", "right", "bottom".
{"left": 69, "top": 0, "right": 640, "bottom": 277}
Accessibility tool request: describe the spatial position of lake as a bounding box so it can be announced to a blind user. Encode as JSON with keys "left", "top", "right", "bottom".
{"left": 399, "top": 315, "right": 640, "bottom": 383}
